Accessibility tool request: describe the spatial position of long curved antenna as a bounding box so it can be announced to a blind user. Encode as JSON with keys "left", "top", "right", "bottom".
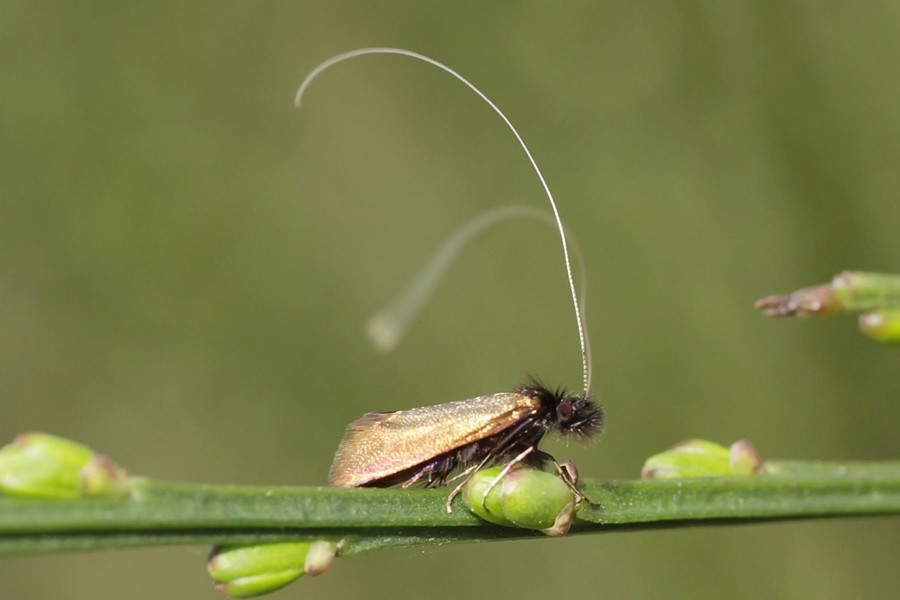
{"left": 295, "top": 47, "right": 592, "bottom": 396}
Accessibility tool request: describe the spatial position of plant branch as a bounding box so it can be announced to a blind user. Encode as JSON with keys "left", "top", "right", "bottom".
{"left": 755, "top": 271, "right": 900, "bottom": 342}
{"left": 2, "top": 460, "right": 898, "bottom": 556}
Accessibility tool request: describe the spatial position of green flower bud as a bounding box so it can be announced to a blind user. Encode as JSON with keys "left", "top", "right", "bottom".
{"left": 858, "top": 310, "right": 900, "bottom": 344}
{"left": 0, "top": 432, "right": 130, "bottom": 498}
{"left": 462, "top": 466, "right": 577, "bottom": 536}
{"left": 642, "top": 439, "right": 762, "bottom": 479}
{"left": 304, "top": 540, "right": 338, "bottom": 577}
{"left": 461, "top": 466, "right": 515, "bottom": 528}
{"left": 209, "top": 541, "right": 337, "bottom": 598}
{"left": 729, "top": 439, "right": 763, "bottom": 475}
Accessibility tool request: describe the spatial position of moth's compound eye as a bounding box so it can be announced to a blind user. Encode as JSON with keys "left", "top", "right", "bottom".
{"left": 557, "top": 400, "right": 574, "bottom": 423}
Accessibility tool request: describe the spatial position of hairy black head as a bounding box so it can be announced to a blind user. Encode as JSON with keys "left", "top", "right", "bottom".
{"left": 516, "top": 379, "right": 604, "bottom": 440}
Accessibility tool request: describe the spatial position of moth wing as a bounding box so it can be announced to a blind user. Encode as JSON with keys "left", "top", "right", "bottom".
{"left": 329, "top": 392, "right": 538, "bottom": 487}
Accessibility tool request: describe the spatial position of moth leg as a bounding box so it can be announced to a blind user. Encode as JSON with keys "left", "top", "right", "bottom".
{"left": 480, "top": 446, "right": 536, "bottom": 509}
{"left": 400, "top": 463, "right": 434, "bottom": 488}
{"left": 539, "top": 452, "right": 598, "bottom": 508}
{"left": 444, "top": 462, "right": 481, "bottom": 485}
{"left": 444, "top": 457, "right": 493, "bottom": 513}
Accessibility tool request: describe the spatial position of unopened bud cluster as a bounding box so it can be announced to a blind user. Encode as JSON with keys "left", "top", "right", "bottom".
{"left": 0, "top": 432, "right": 130, "bottom": 499}
{"left": 463, "top": 465, "right": 578, "bottom": 536}
{"left": 642, "top": 439, "right": 763, "bottom": 479}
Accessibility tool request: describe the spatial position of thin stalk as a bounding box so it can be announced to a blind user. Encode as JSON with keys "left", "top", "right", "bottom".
{"left": 1, "top": 460, "right": 898, "bottom": 556}
{"left": 755, "top": 271, "right": 900, "bottom": 342}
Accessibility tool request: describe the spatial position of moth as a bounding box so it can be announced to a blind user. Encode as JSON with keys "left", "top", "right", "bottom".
{"left": 297, "top": 48, "right": 603, "bottom": 512}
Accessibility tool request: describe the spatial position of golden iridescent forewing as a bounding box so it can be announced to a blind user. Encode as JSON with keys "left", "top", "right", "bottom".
{"left": 329, "top": 392, "right": 540, "bottom": 487}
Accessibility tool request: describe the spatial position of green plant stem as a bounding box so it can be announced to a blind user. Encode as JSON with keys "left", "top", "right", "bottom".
{"left": 1, "top": 460, "right": 898, "bottom": 556}
{"left": 755, "top": 271, "right": 900, "bottom": 317}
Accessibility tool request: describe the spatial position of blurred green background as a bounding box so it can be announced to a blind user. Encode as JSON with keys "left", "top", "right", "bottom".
{"left": 2, "top": 2, "right": 899, "bottom": 599}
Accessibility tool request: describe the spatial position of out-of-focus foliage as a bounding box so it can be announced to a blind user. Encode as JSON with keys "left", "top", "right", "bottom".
{"left": 1, "top": 2, "right": 898, "bottom": 599}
